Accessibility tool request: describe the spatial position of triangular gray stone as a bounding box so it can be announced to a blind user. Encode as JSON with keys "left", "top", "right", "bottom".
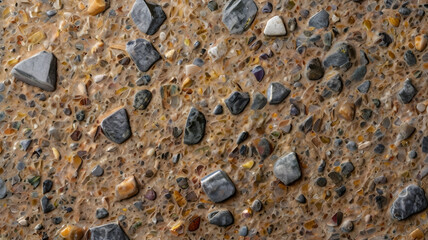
{"left": 131, "top": 0, "right": 166, "bottom": 35}
{"left": 126, "top": 39, "right": 161, "bottom": 72}
{"left": 11, "top": 51, "right": 57, "bottom": 91}
{"left": 222, "top": 0, "right": 258, "bottom": 34}
{"left": 89, "top": 223, "right": 129, "bottom": 240}
{"left": 101, "top": 108, "right": 132, "bottom": 144}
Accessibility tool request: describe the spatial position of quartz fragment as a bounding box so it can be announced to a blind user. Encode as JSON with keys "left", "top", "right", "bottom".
{"left": 273, "top": 152, "right": 301, "bottom": 185}
{"left": 201, "top": 170, "right": 236, "bottom": 203}
{"left": 267, "top": 82, "right": 290, "bottom": 104}
{"left": 183, "top": 108, "right": 206, "bottom": 145}
{"left": 222, "top": 0, "right": 258, "bottom": 34}
{"left": 88, "top": 223, "right": 129, "bottom": 240}
{"left": 390, "top": 185, "right": 428, "bottom": 220}
{"left": 11, "top": 51, "right": 57, "bottom": 91}
{"left": 264, "top": 16, "right": 287, "bottom": 36}
{"left": 126, "top": 39, "right": 161, "bottom": 72}
{"left": 208, "top": 209, "right": 234, "bottom": 227}
{"left": 208, "top": 42, "right": 227, "bottom": 61}
{"left": 225, "top": 91, "right": 250, "bottom": 115}
{"left": 115, "top": 176, "right": 139, "bottom": 201}
{"left": 130, "top": 0, "right": 166, "bottom": 35}
{"left": 101, "top": 108, "right": 131, "bottom": 144}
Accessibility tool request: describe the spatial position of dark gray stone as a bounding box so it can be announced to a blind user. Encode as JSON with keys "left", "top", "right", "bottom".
{"left": 251, "top": 92, "right": 267, "bottom": 110}
{"left": 11, "top": 51, "right": 57, "bottom": 91}
{"left": 315, "top": 177, "right": 327, "bottom": 187}
{"left": 328, "top": 171, "right": 343, "bottom": 185}
{"left": 130, "top": 0, "right": 166, "bottom": 35}
{"left": 252, "top": 65, "right": 265, "bottom": 82}
{"left": 340, "top": 162, "right": 354, "bottom": 177}
{"left": 409, "top": 150, "right": 417, "bottom": 159}
{"left": 399, "top": 7, "right": 411, "bottom": 16}
{"left": 379, "top": 32, "right": 393, "bottom": 47}
{"left": 404, "top": 50, "right": 417, "bottom": 66}
{"left": 213, "top": 104, "right": 223, "bottom": 115}
{"left": 20, "top": 139, "right": 32, "bottom": 151}
{"left": 236, "top": 131, "right": 249, "bottom": 145}
{"left": 96, "top": 208, "right": 109, "bottom": 219}
{"left": 306, "top": 58, "right": 324, "bottom": 80}
{"left": 225, "top": 91, "right": 250, "bottom": 115}
{"left": 398, "top": 79, "right": 417, "bottom": 104}
{"left": 201, "top": 170, "right": 236, "bottom": 203}
{"left": 92, "top": 165, "right": 104, "bottom": 177}
{"left": 327, "top": 74, "right": 343, "bottom": 93}
{"left": 323, "top": 42, "right": 355, "bottom": 70}
{"left": 42, "top": 179, "right": 53, "bottom": 194}
{"left": 308, "top": 9, "right": 329, "bottom": 29}
{"left": 88, "top": 223, "right": 129, "bottom": 240}
{"left": 136, "top": 75, "right": 151, "bottom": 86}
{"left": 335, "top": 185, "right": 346, "bottom": 197}
{"left": 251, "top": 199, "right": 263, "bottom": 212}
{"left": 374, "top": 175, "right": 387, "bottom": 184}
{"left": 346, "top": 141, "right": 358, "bottom": 151}
{"left": 262, "top": 2, "right": 272, "bottom": 13}
{"left": 267, "top": 82, "right": 290, "bottom": 104}
{"left": 273, "top": 152, "right": 301, "bottom": 185}
{"left": 374, "top": 144, "right": 385, "bottom": 154}
{"left": 422, "top": 137, "right": 428, "bottom": 153}
{"left": 357, "top": 80, "right": 371, "bottom": 93}
{"left": 350, "top": 65, "right": 367, "bottom": 82}
{"left": 222, "top": 0, "right": 258, "bottom": 34}
{"left": 46, "top": 10, "right": 57, "bottom": 17}
{"left": 126, "top": 39, "right": 161, "bottom": 72}
{"left": 183, "top": 108, "right": 206, "bottom": 145}
{"left": 298, "top": 116, "right": 313, "bottom": 133}
{"left": 41, "top": 196, "right": 55, "bottom": 213}
{"left": 0, "top": 179, "right": 6, "bottom": 199}
{"left": 101, "top": 108, "right": 131, "bottom": 144}
{"left": 76, "top": 110, "right": 85, "bottom": 121}
{"left": 133, "top": 90, "right": 152, "bottom": 110}
{"left": 208, "top": 209, "right": 234, "bottom": 227}
{"left": 360, "top": 50, "right": 369, "bottom": 65}
{"left": 390, "top": 185, "right": 428, "bottom": 220}
{"left": 208, "top": 1, "right": 218, "bottom": 11}
{"left": 296, "top": 194, "right": 307, "bottom": 203}
{"left": 193, "top": 58, "right": 204, "bottom": 67}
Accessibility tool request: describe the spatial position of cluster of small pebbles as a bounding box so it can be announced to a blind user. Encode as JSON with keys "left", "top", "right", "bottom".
{"left": 0, "top": 0, "right": 427, "bottom": 239}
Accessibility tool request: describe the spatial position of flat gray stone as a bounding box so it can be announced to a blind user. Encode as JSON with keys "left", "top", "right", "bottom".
{"left": 96, "top": 208, "right": 109, "bottom": 219}
{"left": 201, "top": 170, "right": 236, "bottom": 203}
{"left": 323, "top": 42, "right": 355, "bottom": 70}
{"left": 267, "top": 82, "right": 290, "bottom": 104}
{"left": 183, "top": 108, "right": 206, "bottom": 145}
{"left": 222, "top": 0, "right": 258, "bottom": 34}
{"left": 251, "top": 92, "right": 267, "bottom": 110}
{"left": 88, "top": 223, "right": 129, "bottom": 240}
{"left": 225, "top": 91, "right": 250, "bottom": 115}
{"left": 11, "top": 51, "right": 57, "bottom": 91}
{"left": 131, "top": 0, "right": 166, "bottom": 35}
{"left": 133, "top": 89, "right": 152, "bottom": 110}
{"left": 273, "top": 152, "right": 301, "bottom": 185}
{"left": 101, "top": 108, "right": 132, "bottom": 144}
{"left": 357, "top": 80, "right": 371, "bottom": 93}
{"left": 308, "top": 9, "right": 329, "bottom": 29}
{"left": 398, "top": 79, "right": 417, "bottom": 104}
{"left": 208, "top": 209, "right": 234, "bottom": 227}
{"left": 0, "top": 179, "right": 6, "bottom": 199}
{"left": 126, "top": 39, "right": 161, "bottom": 72}
{"left": 390, "top": 185, "right": 428, "bottom": 220}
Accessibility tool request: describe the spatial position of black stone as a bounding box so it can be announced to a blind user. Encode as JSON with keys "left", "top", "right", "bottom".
{"left": 208, "top": 209, "right": 234, "bottom": 227}
{"left": 76, "top": 110, "right": 85, "bottom": 121}
{"left": 328, "top": 172, "right": 343, "bottom": 185}
{"left": 327, "top": 74, "right": 343, "bottom": 93}
{"left": 422, "top": 136, "right": 428, "bottom": 153}
{"left": 88, "top": 223, "right": 129, "bottom": 240}
{"left": 52, "top": 217, "right": 62, "bottom": 225}
{"left": 357, "top": 80, "right": 371, "bottom": 93}
{"left": 374, "top": 144, "right": 385, "bottom": 154}
{"left": 350, "top": 65, "right": 367, "bottom": 82}
{"left": 404, "top": 50, "right": 417, "bottom": 66}
{"left": 262, "top": 2, "right": 273, "bottom": 13}
{"left": 298, "top": 116, "right": 313, "bottom": 133}
{"left": 101, "top": 108, "right": 132, "bottom": 144}
{"left": 183, "top": 108, "right": 206, "bottom": 145}
{"left": 222, "top": 0, "right": 258, "bottom": 34}
{"left": 126, "top": 39, "right": 161, "bottom": 72}
{"left": 308, "top": 9, "right": 329, "bottom": 29}
{"left": 296, "top": 194, "right": 307, "bottom": 203}
{"left": 42, "top": 180, "right": 53, "bottom": 194}
{"left": 96, "top": 208, "right": 109, "bottom": 219}
{"left": 315, "top": 177, "right": 327, "bottom": 187}
{"left": 375, "top": 195, "right": 388, "bottom": 209}
{"left": 225, "top": 91, "right": 250, "bottom": 115}
{"left": 267, "top": 82, "right": 290, "bottom": 104}
{"left": 251, "top": 92, "right": 267, "bottom": 110}
{"left": 398, "top": 79, "right": 417, "bottom": 104}
{"left": 213, "top": 104, "right": 223, "bottom": 115}
{"left": 379, "top": 32, "right": 393, "bottom": 47}
{"left": 335, "top": 185, "right": 346, "bottom": 197}
{"left": 361, "top": 108, "right": 372, "bottom": 120}
{"left": 41, "top": 196, "right": 55, "bottom": 213}
{"left": 390, "top": 185, "right": 428, "bottom": 220}
{"left": 237, "top": 131, "right": 249, "bottom": 145}
{"left": 130, "top": 0, "right": 166, "bottom": 35}
{"left": 306, "top": 58, "right": 324, "bottom": 80}
{"left": 11, "top": 51, "right": 57, "bottom": 91}
{"left": 207, "top": 1, "right": 218, "bottom": 11}
{"left": 133, "top": 90, "right": 152, "bottom": 110}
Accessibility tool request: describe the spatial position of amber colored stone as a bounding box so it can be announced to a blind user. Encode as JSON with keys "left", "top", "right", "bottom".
{"left": 115, "top": 176, "right": 139, "bottom": 201}
{"left": 188, "top": 216, "right": 200, "bottom": 232}
{"left": 410, "top": 228, "right": 424, "bottom": 239}
{"left": 338, "top": 102, "right": 355, "bottom": 121}
{"left": 88, "top": 0, "right": 106, "bottom": 16}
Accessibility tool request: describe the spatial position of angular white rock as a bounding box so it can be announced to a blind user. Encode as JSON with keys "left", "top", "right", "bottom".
{"left": 264, "top": 16, "right": 287, "bottom": 37}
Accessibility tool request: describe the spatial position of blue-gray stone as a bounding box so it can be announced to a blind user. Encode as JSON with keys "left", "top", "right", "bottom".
{"left": 239, "top": 226, "right": 248, "bottom": 236}
{"left": 273, "top": 152, "right": 301, "bottom": 185}
{"left": 315, "top": 177, "right": 327, "bottom": 187}
{"left": 262, "top": 2, "right": 272, "bottom": 13}
{"left": 350, "top": 65, "right": 367, "bottom": 82}
{"left": 41, "top": 196, "right": 55, "bottom": 213}
{"left": 327, "top": 74, "right": 343, "bottom": 93}
{"left": 408, "top": 150, "right": 417, "bottom": 159}
{"left": 398, "top": 79, "right": 417, "bottom": 104}
{"left": 101, "top": 108, "right": 131, "bottom": 144}
{"left": 213, "top": 104, "right": 223, "bottom": 115}
{"left": 225, "top": 91, "right": 250, "bottom": 115}
{"left": 130, "top": 0, "right": 166, "bottom": 35}
{"left": 126, "top": 39, "right": 161, "bottom": 72}
{"left": 323, "top": 42, "right": 355, "bottom": 70}
{"left": 346, "top": 141, "right": 358, "bottom": 151}
{"left": 193, "top": 58, "right": 204, "bottom": 67}
{"left": 298, "top": 116, "right": 313, "bottom": 133}
{"left": 422, "top": 137, "right": 428, "bottom": 153}
{"left": 236, "top": 131, "right": 249, "bottom": 145}
{"left": 308, "top": 9, "right": 329, "bottom": 29}
{"left": 251, "top": 92, "right": 267, "bottom": 110}
{"left": 296, "top": 194, "right": 307, "bottom": 203}
{"left": 390, "top": 185, "right": 428, "bottom": 220}
{"left": 11, "top": 51, "right": 57, "bottom": 91}
{"left": 46, "top": 10, "right": 57, "bottom": 17}
{"left": 92, "top": 165, "right": 104, "bottom": 177}
{"left": 357, "top": 80, "right": 371, "bottom": 93}
{"left": 360, "top": 50, "right": 369, "bottom": 65}
{"left": 340, "top": 162, "right": 354, "bottom": 177}
{"left": 374, "top": 144, "right": 385, "bottom": 154}
{"left": 251, "top": 199, "right": 263, "bottom": 212}
{"left": 404, "top": 50, "right": 417, "bottom": 66}
{"left": 222, "top": 0, "right": 258, "bottom": 34}
{"left": 208, "top": 209, "right": 234, "bottom": 227}
{"left": 183, "top": 108, "right": 206, "bottom": 145}
{"left": 208, "top": 1, "right": 218, "bottom": 11}
{"left": 133, "top": 89, "right": 152, "bottom": 110}
{"left": 201, "top": 170, "right": 236, "bottom": 203}
{"left": 335, "top": 185, "right": 346, "bottom": 197}
{"left": 136, "top": 75, "right": 151, "bottom": 86}
{"left": 267, "top": 82, "right": 290, "bottom": 104}
{"left": 20, "top": 139, "right": 32, "bottom": 151}
{"left": 96, "top": 208, "right": 109, "bottom": 219}
{"left": 0, "top": 82, "right": 4, "bottom": 92}
{"left": 306, "top": 58, "right": 324, "bottom": 80}
{"left": 88, "top": 223, "right": 129, "bottom": 240}
{"left": 399, "top": 7, "right": 411, "bottom": 16}
{"left": 0, "top": 179, "right": 6, "bottom": 199}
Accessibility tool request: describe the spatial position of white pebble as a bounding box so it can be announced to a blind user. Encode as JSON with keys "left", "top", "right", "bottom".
{"left": 416, "top": 102, "right": 426, "bottom": 112}
{"left": 264, "top": 16, "right": 287, "bottom": 36}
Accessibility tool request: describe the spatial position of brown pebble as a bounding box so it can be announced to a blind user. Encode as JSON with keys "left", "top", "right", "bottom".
{"left": 338, "top": 102, "right": 355, "bottom": 121}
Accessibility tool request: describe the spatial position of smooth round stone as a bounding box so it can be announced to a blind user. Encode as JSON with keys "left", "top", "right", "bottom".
{"left": 207, "top": 209, "right": 234, "bottom": 227}
{"left": 264, "top": 16, "right": 287, "bottom": 36}
{"left": 408, "top": 150, "right": 417, "bottom": 159}
{"left": 340, "top": 220, "right": 354, "bottom": 233}
{"left": 251, "top": 199, "right": 263, "bottom": 212}
{"left": 96, "top": 208, "right": 109, "bottom": 219}
{"left": 183, "top": 108, "right": 206, "bottom": 145}
{"left": 315, "top": 177, "right": 327, "bottom": 187}
{"left": 416, "top": 103, "right": 426, "bottom": 112}
{"left": 0, "top": 179, "right": 6, "bottom": 199}
{"left": 239, "top": 226, "right": 248, "bottom": 236}
{"left": 213, "top": 104, "right": 223, "bottom": 115}
{"left": 92, "top": 165, "right": 104, "bottom": 177}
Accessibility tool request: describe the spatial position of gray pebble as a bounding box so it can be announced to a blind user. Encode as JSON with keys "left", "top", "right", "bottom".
{"left": 92, "top": 165, "right": 104, "bottom": 177}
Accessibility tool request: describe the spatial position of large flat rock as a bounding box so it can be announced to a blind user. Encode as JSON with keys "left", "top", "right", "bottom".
{"left": 101, "top": 108, "right": 132, "bottom": 144}
{"left": 131, "top": 0, "right": 166, "bottom": 35}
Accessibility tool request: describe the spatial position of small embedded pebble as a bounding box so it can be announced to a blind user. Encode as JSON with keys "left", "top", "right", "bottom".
{"left": 374, "top": 144, "right": 385, "bottom": 154}
{"left": 251, "top": 199, "right": 263, "bottom": 212}
{"left": 315, "top": 177, "right": 327, "bottom": 187}
{"left": 42, "top": 180, "right": 53, "bottom": 194}
{"left": 357, "top": 80, "right": 371, "bottom": 93}
{"left": 295, "top": 194, "right": 307, "bottom": 204}
{"left": 76, "top": 110, "right": 85, "bottom": 121}
{"left": 96, "top": 208, "right": 109, "bottom": 219}
{"left": 408, "top": 150, "right": 417, "bottom": 159}
{"left": 92, "top": 165, "right": 104, "bottom": 177}
{"left": 144, "top": 189, "right": 157, "bottom": 201}
{"left": 236, "top": 131, "right": 249, "bottom": 145}
{"left": 213, "top": 104, "right": 223, "bottom": 115}
{"left": 346, "top": 141, "right": 358, "bottom": 151}
{"left": 239, "top": 226, "right": 248, "bottom": 236}
{"left": 404, "top": 50, "right": 417, "bottom": 66}
{"left": 262, "top": 2, "right": 273, "bottom": 13}
{"left": 207, "top": 1, "right": 218, "bottom": 11}
{"left": 335, "top": 185, "right": 347, "bottom": 197}
{"left": 340, "top": 220, "right": 354, "bottom": 233}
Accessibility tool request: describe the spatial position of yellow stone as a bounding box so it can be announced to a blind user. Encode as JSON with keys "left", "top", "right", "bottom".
{"left": 59, "top": 225, "right": 85, "bottom": 240}
{"left": 165, "top": 49, "right": 175, "bottom": 60}
{"left": 52, "top": 147, "right": 60, "bottom": 160}
{"left": 388, "top": 17, "right": 400, "bottom": 27}
{"left": 182, "top": 77, "right": 193, "bottom": 89}
{"left": 242, "top": 160, "right": 254, "bottom": 169}
{"left": 170, "top": 221, "right": 185, "bottom": 236}
{"left": 115, "top": 176, "right": 139, "bottom": 201}
{"left": 28, "top": 31, "right": 46, "bottom": 44}
{"left": 410, "top": 228, "right": 424, "bottom": 239}
{"left": 88, "top": 0, "right": 106, "bottom": 16}
{"left": 415, "top": 35, "right": 427, "bottom": 51}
